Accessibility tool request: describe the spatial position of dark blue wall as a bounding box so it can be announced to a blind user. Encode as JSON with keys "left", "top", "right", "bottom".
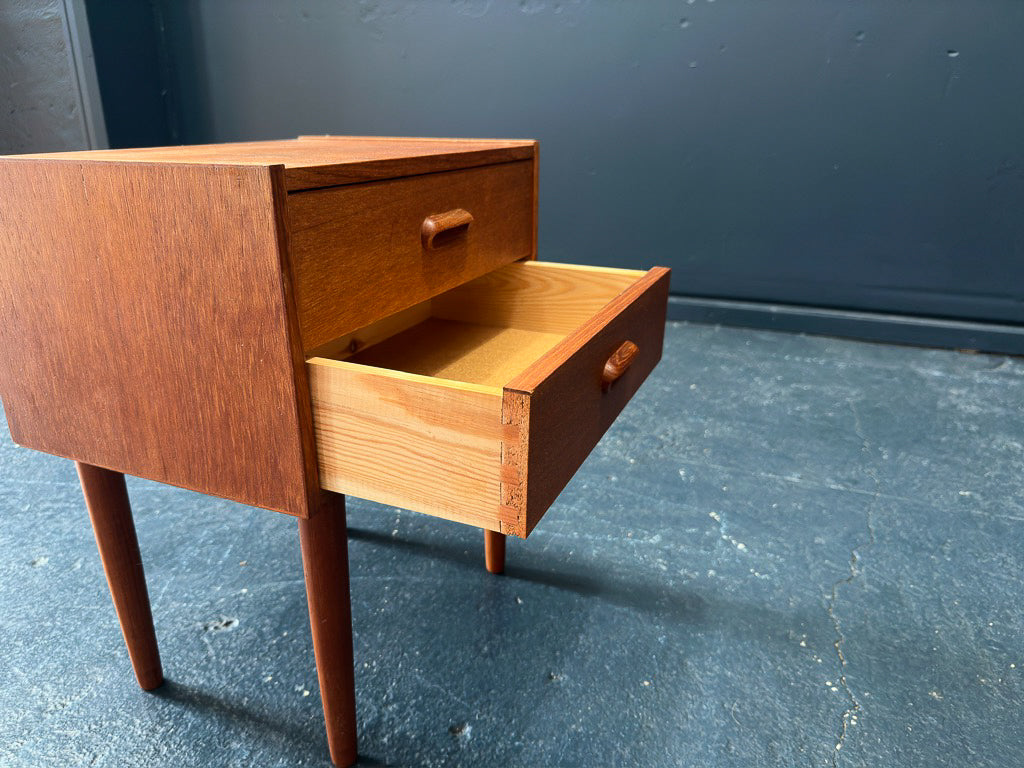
{"left": 88, "top": 0, "right": 1024, "bottom": 346}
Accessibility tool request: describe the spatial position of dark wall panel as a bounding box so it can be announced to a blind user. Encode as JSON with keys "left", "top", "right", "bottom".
{"left": 96, "top": 1, "right": 1024, "bottom": 329}
{"left": 86, "top": 0, "right": 175, "bottom": 148}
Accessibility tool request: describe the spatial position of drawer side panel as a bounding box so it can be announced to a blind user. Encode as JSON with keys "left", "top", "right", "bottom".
{"left": 309, "top": 359, "right": 508, "bottom": 530}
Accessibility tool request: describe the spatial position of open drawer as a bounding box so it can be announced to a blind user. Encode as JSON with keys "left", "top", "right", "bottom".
{"left": 307, "top": 261, "right": 671, "bottom": 537}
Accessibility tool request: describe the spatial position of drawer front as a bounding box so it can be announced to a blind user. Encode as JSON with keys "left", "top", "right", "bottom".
{"left": 502, "top": 267, "right": 671, "bottom": 536}
{"left": 307, "top": 262, "right": 670, "bottom": 537}
{"left": 288, "top": 160, "right": 535, "bottom": 352}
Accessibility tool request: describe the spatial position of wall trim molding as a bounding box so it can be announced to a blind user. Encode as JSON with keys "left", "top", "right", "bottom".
{"left": 61, "top": 0, "right": 108, "bottom": 149}
{"left": 668, "top": 296, "right": 1024, "bottom": 356}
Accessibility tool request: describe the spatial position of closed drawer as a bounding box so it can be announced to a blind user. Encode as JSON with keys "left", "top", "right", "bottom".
{"left": 287, "top": 161, "right": 535, "bottom": 352}
{"left": 307, "top": 261, "right": 670, "bottom": 537}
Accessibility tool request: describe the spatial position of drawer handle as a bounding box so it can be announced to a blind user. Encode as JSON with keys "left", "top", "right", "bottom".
{"left": 602, "top": 340, "right": 639, "bottom": 391}
{"left": 421, "top": 208, "right": 474, "bottom": 249}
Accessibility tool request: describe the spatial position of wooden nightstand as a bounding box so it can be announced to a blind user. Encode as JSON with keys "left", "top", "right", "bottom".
{"left": 0, "top": 136, "right": 669, "bottom": 765}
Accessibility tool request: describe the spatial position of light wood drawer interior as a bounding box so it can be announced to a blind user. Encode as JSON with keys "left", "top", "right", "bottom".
{"left": 287, "top": 160, "right": 535, "bottom": 352}
{"left": 307, "top": 261, "right": 670, "bottom": 537}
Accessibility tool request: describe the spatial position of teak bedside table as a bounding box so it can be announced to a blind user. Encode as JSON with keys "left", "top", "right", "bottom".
{"left": 0, "top": 136, "right": 669, "bottom": 765}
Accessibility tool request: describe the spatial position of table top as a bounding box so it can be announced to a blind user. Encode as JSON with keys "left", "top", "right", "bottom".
{"left": 1, "top": 135, "right": 537, "bottom": 191}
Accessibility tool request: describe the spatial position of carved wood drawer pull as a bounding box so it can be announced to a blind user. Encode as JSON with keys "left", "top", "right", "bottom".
{"left": 602, "top": 340, "right": 639, "bottom": 391}
{"left": 421, "top": 208, "right": 474, "bottom": 249}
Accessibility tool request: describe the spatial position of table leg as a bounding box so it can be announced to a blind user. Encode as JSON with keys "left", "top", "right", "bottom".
{"left": 298, "top": 492, "right": 358, "bottom": 767}
{"left": 76, "top": 461, "right": 163, "bottom": 691}
{"left": 485, "top": 529, "right": 506, "bottom": 574}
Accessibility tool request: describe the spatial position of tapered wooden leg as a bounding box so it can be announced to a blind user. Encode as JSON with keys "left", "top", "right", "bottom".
{"left": 76, "top": 462, "right": 163, "bottom": 691}
{"left": 298, "top": 492, "right": 358, "bottom": 767}
{"left": 485, "top": 529, "right": 506, "bottom": 574}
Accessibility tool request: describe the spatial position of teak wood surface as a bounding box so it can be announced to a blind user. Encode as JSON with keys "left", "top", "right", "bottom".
{"left": 298, "top": 492, "right": 358, "bottom": 766}
{"left": 0, "top": 160, "right": 317, "bottom": 516}
{"left": 77, "top": 462, "right": 163, "bottom": 691}
{"left": 288, "top": 160, "right": 535, "bottom": 350}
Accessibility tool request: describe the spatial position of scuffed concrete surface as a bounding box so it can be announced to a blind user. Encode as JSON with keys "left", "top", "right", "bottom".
{"left": 0, "top": 0, "right": 87, "bottom": 153}
{"left": 1, "top": 323, "right": 1022, "bottom": 766}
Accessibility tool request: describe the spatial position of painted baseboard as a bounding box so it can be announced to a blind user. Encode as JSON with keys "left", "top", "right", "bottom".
{"left": 668, "top": 296, "right": 1024, "bottom": 356}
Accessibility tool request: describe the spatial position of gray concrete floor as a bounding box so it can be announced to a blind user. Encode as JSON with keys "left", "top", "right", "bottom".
{"left": 2, "top": 322, "right": 1023, "bottom": 767}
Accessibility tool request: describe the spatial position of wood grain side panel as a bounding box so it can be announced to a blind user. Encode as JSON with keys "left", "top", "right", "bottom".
{"left": 505, "top": 268, "right": 671, "bottom": 535}
{"left": 288, "top": 161, "right": 534, "bottom": 351}
{"left": 0, "top": 160, "right": 310, "bottom": 515}
{"left": 433, "top": 261, "right": 644, "bottom": 335}
{"left": 308, "top": 359, "right": 508, "bottom": 531}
